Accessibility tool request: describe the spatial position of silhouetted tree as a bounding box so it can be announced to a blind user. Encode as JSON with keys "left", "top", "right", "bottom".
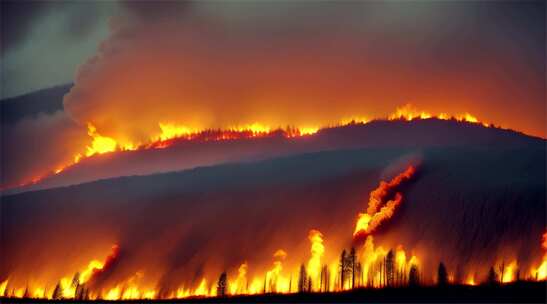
{"left": 320, "top": 265, "right": 329, "bottom": 292}
{"left": 71, "top": 272, "right": 80, "bottom": 288}
{"left": 52, "top": 282, "right": 63, "bottom": 299}
{"left": 75, "top": 284, "right": 85, "bottom": 300}
{"left": 339, "top": 249, "right": 347, "bottom": 290}
{"left": 298, "top": 264, "right": 307, "bottom": 293}
{"left": 487, "top": 266, "right": 498, "bottom": 285}
{"left": 498, "top": 261, "right": 505, "bottom": 283}
{"left": 437, "top": 262, "right": 448, "bottom": 287}
{"left": 408, "top": 265, "right": 419, "bottom": 287}
{"left": 71, "top": 272, "right": 80, "bottom": 298}
{"left": 23, "top": 286, "right": 29, "bottom": 298}
{"left": 217, "top": 272, "right": 227, "bottom": 297}
{"left": 386, "top": 250, "right": 395, "bottom": 287}
{"left": 355, "top": 262, "right": 361, "bottom": 288}
{"left": 289, "top": 274, "right": 292, "bottom": 293}
{"left": 349, "top": 247, "right": 356, "bottom": 289}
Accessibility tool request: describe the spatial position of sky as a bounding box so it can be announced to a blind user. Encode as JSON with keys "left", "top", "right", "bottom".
{"left": 1, "top": 1, "right": 116, "bottom": 98}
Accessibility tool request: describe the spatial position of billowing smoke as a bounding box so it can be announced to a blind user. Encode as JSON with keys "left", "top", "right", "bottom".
{"left": 2, "top": 2, "right": 544, "bottom": 189}
{"left": 63, "top": 1, "right": 545, "bottom": 147}
{"left": 1, "top": 111, "right": 88, "bottom": 188}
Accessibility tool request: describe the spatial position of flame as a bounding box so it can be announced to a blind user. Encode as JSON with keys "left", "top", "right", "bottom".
{"left": 501, "top": 260, "right": 518, "bottom": 283}
{"left": 389, "top": 104, "right": 432, "bottom": 120}
{"left": 157, "top": 123, "right": 194, "bottom": 141}
{"left": 10, "top": 104, "right": 496, "bottom": 190}
{"left": 354, "top": 166, "right": 416, "bottom": 237}
{"left": 465, "top": 273, "right": 476, "bottom": 286}
{"left": 531, "top": 232, "right": 547, "bottom": 280}
{"left": 85, "top": 124, "right": 118, "bottom": 156}
{"left": 104, "top": 286, "right": 120, "bottom": 300}
{"left": 230, "top": 263, "right": 248, "bottom": 295}
{"left": 340, "top": 116, "right": 370, "bottom": 125}
{"left": 80, "top": 259, "right": 106, "bottom": 283}
{"left": 0, "top": 280, "right": 8, "bottom": 296}
{"left": 194, "top": 278, "right": 209, "bottom": 296}
{"left": 4, "top": 225, "right": 547, "bottom": 299}
{"left": 33, "top": 287, "right": 45, "bottom": 298}
{"left": 307, "top": 229, "right": 325, "bottom": 291}
{"left": 357, "top": 238, "right": 419, "bottom": 289}
{"left": 265, "top": 249, "right": 289, "bottom": 293}
{"left": 388, "top": 104, "right": 487, "bottom": 126}
{"left": 8, "top": 165, "right": 547, "bottom": 300}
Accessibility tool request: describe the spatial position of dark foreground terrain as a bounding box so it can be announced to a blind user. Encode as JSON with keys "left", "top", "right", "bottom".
{"left": 2, "top": 282, "right": 546, "bottom": 303}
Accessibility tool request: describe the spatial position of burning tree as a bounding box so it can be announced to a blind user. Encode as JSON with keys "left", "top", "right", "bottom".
{"left": 339, "top": 249, "right": 347, "bottom": 289}
{"left": 217, "top": 272, "right": 227, "bottom": 297}
{"left": 298, "top": 264, "right": 307, "bottom": 293}
{"left": 386, "top": 250, "right": 395, "bottom": 287}
{"left": 52, "top": 282, "right": 63, "bottom": 299}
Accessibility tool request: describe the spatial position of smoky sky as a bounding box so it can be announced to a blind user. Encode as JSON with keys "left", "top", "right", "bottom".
{"left": 0, "top": 0, "right": 115, "bottom": 98}
{"left": 63, "top": 0, "right": 545, "bottom": 140}
{"left": 1, "top": 1, "right": 544, "bottom": 100}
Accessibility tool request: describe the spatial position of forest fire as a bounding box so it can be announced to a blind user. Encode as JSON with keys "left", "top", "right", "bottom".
{"left": 2, "top": 2, "right": 544, "bottom": 303}
{"left": 2, "top": 167, "right": 545, "bottom": 301}
{"left": 13, "top": 105, "right": 492, "bottom": 190}
{"left": 388, "top": 104, "right": 487, "bottom": 127}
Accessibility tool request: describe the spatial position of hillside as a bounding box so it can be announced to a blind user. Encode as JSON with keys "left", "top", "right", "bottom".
{"left": 7, "top": 118, "right": 543, "bottom": 193}
{"left": 1, "top": 144, "right": 544, "bottom": 291}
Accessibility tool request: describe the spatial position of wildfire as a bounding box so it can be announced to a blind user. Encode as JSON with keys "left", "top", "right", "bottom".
{"left": 388, "top": 104, "right": 487, "bottom": 127}
{"left": 11, "top": 104, "right": 496, "bottom": 190}
{"left": 85, "top": 124, "right": 118, "bottom": 156}
{"left": 3, "top": 187, "right": 546, "bottom": 300}
{"left": 5, "top": 106, "right": 547, "bottom": 300}
{"left": 531, "top": 232, "right": 547, "bottom": 280}
{"left": 353, "top": 166, "right": 416, "bottom": 238}
{"left": 465, "top": 274, "right": 476, "bottom": 286}
{"left": 265, "top": 249, "right": 289, "bottom": 293}
{"left": 229, "top": 263, "right": 248, "bottom": 295}
{"left": 501, "top": 261, "right": 518, "bottom": 283}
{"left": 157, "top": 122, "right": 194, "bottom": 141}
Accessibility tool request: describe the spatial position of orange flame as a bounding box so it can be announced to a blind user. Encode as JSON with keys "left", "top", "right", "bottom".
{"left": 3, "top": 224, "right": 546, "bottom": 299}
{"left": 307, "top": 229, "right": 325, "bottom": 291}
{"left": 10, "top": 104, "right": 496, "bottom": 190}
{"left": 388, "top": 104, "right": 488, "bottom": 127}
{"left": 531, "top": 232, "right": 547, "bottom": 280}
{"left": 354, "top": 166, "right": 416, "bottom": 238}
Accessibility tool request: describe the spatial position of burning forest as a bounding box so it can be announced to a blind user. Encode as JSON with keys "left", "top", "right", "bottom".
{"left": 1, "top": 1, "right": 545, "bottom": 303}
{"left": 1, "top": 160, "right": 546, "bottom": 301}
